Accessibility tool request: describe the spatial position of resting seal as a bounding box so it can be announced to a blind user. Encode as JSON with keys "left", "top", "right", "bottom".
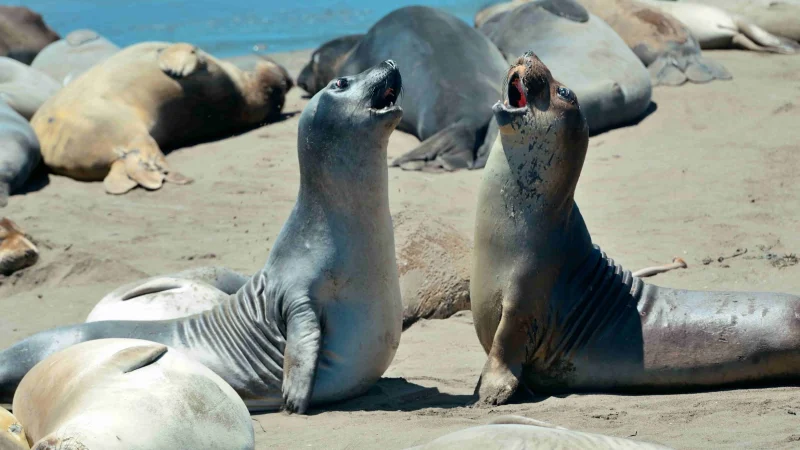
{"left": 12, "top": 339, "right": 254, "bottom": 450}
{"left": 477, "top": 0, "right": 653, "bottom": 134}
{"left": 296, "top": 34, "right": 364, "bottom": 95}
{"left": 640, "top": 0, "right": 799, "bottom": 53}
{"left": 0, "top": 406, "right": 27, "bottom": 450}
{"left": 406, "top": 415, "right": 671, "bottom": 449}
{"left": 471, "top": 51, "right": 800, "bottom": 406}
{"left": 577, "top": 0, "right": 731, "bottom": 86}
{"left": 678, "top": 0, "right": 800, "bottom": 43}
{"left": 0, "top": 60, "right": 404, "bottom": 414}
{"left": 0, "top": 6, "right": 58, "bottom": 64}
{"left": 31, "top": 42, "right": 293, "bottom": 194}
{"left": 31, "top": 29, "right": 120, "bottom": 86}
{"left": 0, "top": 57, "right": 59, "bottom": 120}
{"left": 300, "top": 6, "right": 508, "bottom": 171}
{"left": 0, "top": 218, "right": 38, "bottom": 276}
{"left": 85, "top": 266, "right": 250, "bottom": 322}
{"left": 0, "top": 102, "right": 41, "bottom": 208}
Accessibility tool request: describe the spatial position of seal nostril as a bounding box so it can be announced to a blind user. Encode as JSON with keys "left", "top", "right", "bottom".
{"left": 385, "top": 60, "right": 396, "bottom": 69}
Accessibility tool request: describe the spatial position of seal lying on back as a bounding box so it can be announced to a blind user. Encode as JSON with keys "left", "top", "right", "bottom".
{"left": 640, "top": 0, "right": 799, "bottom": 53}
{"left": 85, "top": 266, "right": 249, "bottom": 322}
{"left": 0, "top": 57, "right": 59, "bottom": 120}
{"left": 0, "top": 6, "right": 58, "bottom": 64}
{"left": 31, "top": 29, "right": 120, "bottom": 85}
{"left": 31, "top": 42, "right": 293, "bottom": 195}
{"left": 477, "top": 0, "right": 652, "bottom": 133}
{"left": 13, "top": 339, "right": 254, "bottom": 450}
{"left": 0, "top": 61, "right": 404, "bottom": 415}
{"left": 579, "top": 0, "right": 731, "bottom": 86}
{"left": 471, "top": 51, "right": 800, "bottom": 406}
{"left": 300, "top": 6, "right": 508, "bottom": 171}
{"left": 406, "top": 415, "right": 671, "bottom": 449}
{"left": 0, "top": 101, "right": 41, "bottom": 207}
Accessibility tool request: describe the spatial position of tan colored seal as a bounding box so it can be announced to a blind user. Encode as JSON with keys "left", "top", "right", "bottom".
{"left": 0, "top": 218, "right": 38, "bottom": 276}
{"left": 0, "top": 406, "right": 28, "bottom": 450}
{"left": 31, "top": 41, "right": 293, "bottom": 194}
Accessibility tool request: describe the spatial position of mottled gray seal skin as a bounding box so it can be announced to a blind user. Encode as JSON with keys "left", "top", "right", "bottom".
{"left": 406, "top": 415, "right": 672, "bottom": 449}
{"left": 477, "top": 0, "right": 652, "bottom": 134}
{"left": 0, "top": 61, "right": 404, "bottom": 415}
{"left": 297, "top": 34, "right": 364, "bottom": 95}
{"left": 0, "top": 57, "right": 59, "bottom": 120}
{"left": 471, "top": 51, "right": 800, "bottom": 407}
{"left": 314, "top": 6, "right": 508, "bottom": 171}
{"left": 0, "top": 100, "right": 41, "bottom": 206}
{"left": 31, "top": 29, "right": 120, "bottom": 85}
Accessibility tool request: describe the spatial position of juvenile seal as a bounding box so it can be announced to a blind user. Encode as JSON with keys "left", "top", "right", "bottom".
{"left": 477, "top": 0, "right": 653, "bottom": 133}
{"left": 406, "top": 415, "right": 671, "bottom": 449}
{"left": 0, "top": 6, "right": 58, "bottom": 64}
{"left": 12, "top": 339, "right": 254, "bottom": 450}
{"left": 471, "top": 51, "right": 800, "bottom": 407}
{"left": 31, "top": 29, "right": 120, "bottom": 85}
{"left": 297, "top": 34, "right": 364, "bottom": 95}
{"left": 31, "top": 41, "right": 293, "bottom": 195}
{"left": 0, "top": 218, "right": 38, "bottom": 276}
{"left": 640, "top": 0, "right": 799, "bottom": 53}
{"left": 579, "top": 0, "right": 731, "bottom": 86}
{"left": 0, "top": 61, "right": 404, "bottom": 414}
{"left": 0, "top": 406, "right": 28, "bottom": 450}
{"left": 302, "top": 6, "right": 508, "bottom": 171}
{"left": 0, "top": 101, "right": 41, "bottom": 207}
{"left": 86, "top": 266, "right": 250, "bottom": 322}
{"left": 0, "top": 57, "right": 60, "bottom": 120}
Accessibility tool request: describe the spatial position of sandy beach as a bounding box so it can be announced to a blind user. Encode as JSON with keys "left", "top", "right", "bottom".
{"left": 2, "top": 49, "right": 799, "bottom": 449}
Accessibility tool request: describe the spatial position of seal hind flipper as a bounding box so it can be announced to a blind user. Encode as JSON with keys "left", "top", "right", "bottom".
{"left": 734, "top": 17, "right": 800, "bottom": 54}
{"left": 391, "top": 122, "right": 481, "bottom": 172}
{"left": 539, "top": 0, "right": 590, "bottom": 23}
{"left": 109, "top": 134, "right": 192, "bottom": 193}
{"left": 110, "top": 344, "right": 169, "bottom": 373}
{"left": 684, "top": 55, "right": 731, "bottom": 84}
{"left": 158, "top": 43, "right": 204, "bottom": 78}
{"left": 103, "top": 159, "right": 137, "bottom": 194}
{"left": 281, "top": 298, "right": 321, "bottom": 414}
{"left": 647, "top": 56, "right": 688, "bottom": 86}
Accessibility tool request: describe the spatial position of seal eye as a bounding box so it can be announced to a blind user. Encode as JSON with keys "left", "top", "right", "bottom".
{"left": 335, "top": 78, "right": 349, "bottom": 89}
{"left": 557, "top": 86, "right": 575, "bottom": 104}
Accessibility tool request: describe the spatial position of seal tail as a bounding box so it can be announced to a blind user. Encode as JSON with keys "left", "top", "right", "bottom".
{"left": 390, "top": 121, "right": 485, "bottom": 172}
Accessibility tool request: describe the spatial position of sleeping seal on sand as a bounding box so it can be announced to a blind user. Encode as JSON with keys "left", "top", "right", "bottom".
{"left": 0, "top": 60, "right": 404, "bottom": 415}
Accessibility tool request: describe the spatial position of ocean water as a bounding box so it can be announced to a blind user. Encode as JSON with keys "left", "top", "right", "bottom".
{"left": 16, "top": 0, "right": 501, "bottom": 57}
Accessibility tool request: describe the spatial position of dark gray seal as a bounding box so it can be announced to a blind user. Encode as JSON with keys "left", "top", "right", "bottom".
{"left": 0, "top": 60, "right": 404, "bottom": 415}
{"left": 0, "top": 100, "right": 41, "bottom": 206}
{"left": 471, "top": 51, "right": 800, "bottom": 407}
{"left": 299, "top": 6, "right": 509, "bottom": 171}
{"left": 297, "top": 34, "right": 364, "bottom": 95}
{"left": 477, "top": 0, "right": 652, "bottom": 133}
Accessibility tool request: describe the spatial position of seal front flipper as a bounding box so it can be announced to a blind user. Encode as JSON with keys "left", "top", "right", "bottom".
{"left": 158, "top": 43, "right": 205, "bottom": 78}
{"left": 391, "top": 121, "right": 480, "bottom": 172}
{"left": 281, "top": 298, "right": 321, "bottom": 414}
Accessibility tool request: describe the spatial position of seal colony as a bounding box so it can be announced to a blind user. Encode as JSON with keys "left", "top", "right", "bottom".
{"left": 31, "top": 41, "right": 293, "bottom": 195}
{"left": 471, "top": 51, "right": 800, "bottom": 407}
{"left": 0, "top": 60, "right": 404, "bottom": 415}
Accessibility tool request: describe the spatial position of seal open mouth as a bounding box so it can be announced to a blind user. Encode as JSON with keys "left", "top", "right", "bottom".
{"left": 370, "top": 60, "right": 402, "bottom": 115}
{"left": 508, "top": 72, "right": 527, "bottom": 108}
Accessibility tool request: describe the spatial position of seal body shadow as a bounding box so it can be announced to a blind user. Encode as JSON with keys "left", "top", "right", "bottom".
{"left": 471, "top": 52, "right": 800, "bottom": 406}
{"left": 0, "top": 61, "right": 404, "bottom": 414}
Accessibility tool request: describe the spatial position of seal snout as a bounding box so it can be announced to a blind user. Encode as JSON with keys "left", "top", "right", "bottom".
{"left": 369, "top": 61, "right": 402, "bottom": 114}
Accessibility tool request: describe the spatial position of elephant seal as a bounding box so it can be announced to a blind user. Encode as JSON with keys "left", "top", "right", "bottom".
{"left": 0, "top": 61, "right": 404, "bottom": 414}
{"left": 640, "top": 0, "right": 799, "bottom": 53}
{"left": 0, "top": 218, "right": 38, "bottom": 276}
{"left": 302, "top": 6, "right": 508, "bottom": 171}
{"left": 406, "top": 415, "right": 671, "bottom": 449}
{"left": 12, "top": 339, "right": 254, "bottom": 450}
{"left": 0, "top": 6, "right": 58, "bottom": 64}
{"left": 471, "top": 51, "right": 800, "bottom": 407}
{"left": 679, "top": 0, "right": 800, "bottom": 43}
{"left": 577, "top": 0, "right": 731, "bottom": 86}
{"left": 0, "top": 102, "right": 41, "bottom": 207}
{"left": 0, "top": 57, "right": 59, "bottom": 120}
{"left": 86, "top": 266, "right": 250, "bottom": 322}
{"left": 31, "top": 41, "right": 293, "bottom": 195}
{"left": 31, "top": 29, "right": 120, "bottom": 86}
{"left": 0, "top": 406, "right": 28, "bottom": 450}
{"left": 297, "top": 34, "right": 364, "bottom": 95}
{"left": 477, "top": 0, "right": 653, "bottom": 134}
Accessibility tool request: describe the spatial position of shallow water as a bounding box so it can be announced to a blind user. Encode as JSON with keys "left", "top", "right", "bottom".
{"left": 17, "top": 0, "right": 500, "bottom": 57}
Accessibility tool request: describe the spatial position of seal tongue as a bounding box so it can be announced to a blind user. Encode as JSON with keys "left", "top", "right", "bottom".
{"left": 513, "top": 78, "right": 527, "bottom": 108}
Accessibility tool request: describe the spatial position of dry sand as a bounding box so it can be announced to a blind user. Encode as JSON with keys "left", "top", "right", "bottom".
{"left": 1, "top": 49, "right": 799, "bottom": 449}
